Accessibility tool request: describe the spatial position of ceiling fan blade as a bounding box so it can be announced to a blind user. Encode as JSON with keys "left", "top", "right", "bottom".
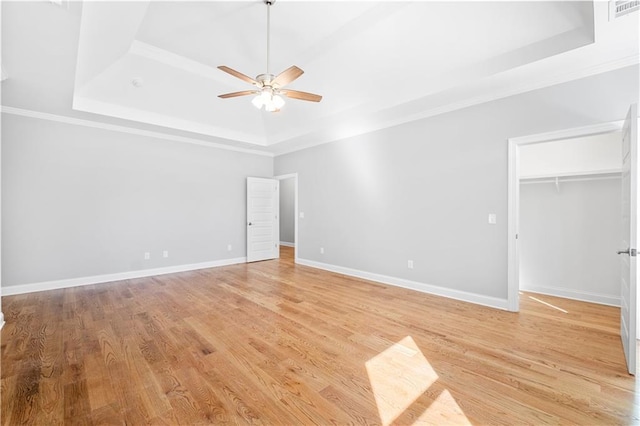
{"left": 281, "top": 89, "right": 322, "bottom": 102}
{"left": 218, "top": 90, "right": 257, "bottom": 99}
{"left": 272, "top": 66, "right": 304, "bottom": 87}
{"left": 218, "top": 66, "right": 258, "bottom": 85}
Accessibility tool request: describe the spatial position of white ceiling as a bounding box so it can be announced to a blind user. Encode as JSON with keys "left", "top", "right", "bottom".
{"left": 2, "top": 1, "right": 639, "bottom": 155}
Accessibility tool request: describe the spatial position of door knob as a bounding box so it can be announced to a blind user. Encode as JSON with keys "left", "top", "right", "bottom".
{"left": 248, "top": 222, "right": 252, "bottom": 226}
{"left": 618, "top": 248, "right": 637, "bottom": 256}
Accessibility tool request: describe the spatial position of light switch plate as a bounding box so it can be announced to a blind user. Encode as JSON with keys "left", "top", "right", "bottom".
{"left": 488, "top": 213, "right": 497, "bottom": 224}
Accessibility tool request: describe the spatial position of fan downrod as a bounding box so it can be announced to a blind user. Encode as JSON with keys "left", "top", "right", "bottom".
{"left": 216, "top": 0, "right": 322, "bottom": 108}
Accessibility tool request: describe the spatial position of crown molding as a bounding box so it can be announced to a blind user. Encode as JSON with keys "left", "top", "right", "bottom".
{"left": 273, "top": 55, "right": 639, "bottom": 156}
{"left": 1, "top": 106, "right": 274, "bottom": 157}
{"left": 72, "top": 95, "right": 268, "bottom": 146}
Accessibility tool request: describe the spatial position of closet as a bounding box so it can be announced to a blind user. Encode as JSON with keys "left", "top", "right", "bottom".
{"left": 518, "top": 132, "right": 622, "bottom": 306}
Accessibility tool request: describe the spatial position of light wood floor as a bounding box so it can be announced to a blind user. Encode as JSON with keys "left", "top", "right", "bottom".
{"left": 1, "top": 247, "right": 638, "bottom": 425}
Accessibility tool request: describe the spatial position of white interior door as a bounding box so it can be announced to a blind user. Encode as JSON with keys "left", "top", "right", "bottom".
{"left": 247, "top": 177, "right": 279, "bottom": 263}
{"left": 619, "top": 104, "right": 638, "bottom": 375}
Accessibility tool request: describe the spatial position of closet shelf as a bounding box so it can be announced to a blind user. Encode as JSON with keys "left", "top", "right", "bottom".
{"left": 520, "top": 169, "right": 622, "bottom": 185}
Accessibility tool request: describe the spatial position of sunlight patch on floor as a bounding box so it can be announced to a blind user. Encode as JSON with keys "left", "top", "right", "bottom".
{"left": 416, "top": 389, "right": 470, "bottom": 425}
{"left": 528, "top": 295, "right": 568, "bottom": 313}
{"left": 365, "top": 335, "right": 470, "bottom": 425}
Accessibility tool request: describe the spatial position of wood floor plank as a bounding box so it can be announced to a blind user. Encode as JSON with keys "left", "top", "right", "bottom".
{"left": 2, "top": 246, "right": 638, "bottom": 425}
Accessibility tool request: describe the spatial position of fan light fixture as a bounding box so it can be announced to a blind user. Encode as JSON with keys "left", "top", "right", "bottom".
{"left": 217, "top": 0, "right": 322, "bottom": 112}
{"left": 252, "top": 89, "right": 285, "bottom": 111}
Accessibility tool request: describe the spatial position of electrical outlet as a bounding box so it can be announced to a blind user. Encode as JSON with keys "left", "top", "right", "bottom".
{"left": 144, "top": 252, "right": 150, "bottom": 260}
{"left": 227, "top": 244, "right": 232, "bottom": 251}
{"left": 320, "top": 247, "right": 324, "bottom": 254}
{"left": 163, "top": 250, "right": 169, "bottom": 258}
{"left": 408, "top": 260, "right": 414, "bottom": 269}
{"left": 299, "top": 212, "right": 305, "bottom": 218}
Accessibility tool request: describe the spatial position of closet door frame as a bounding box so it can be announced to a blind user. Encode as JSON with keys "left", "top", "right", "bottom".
{"left": 507, "top": 120, "right": 624, "bottom": 312}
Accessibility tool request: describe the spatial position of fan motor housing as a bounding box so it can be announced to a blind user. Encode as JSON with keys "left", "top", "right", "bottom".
{"left": 256, "top": 73, "right": 275, "bottom": 87}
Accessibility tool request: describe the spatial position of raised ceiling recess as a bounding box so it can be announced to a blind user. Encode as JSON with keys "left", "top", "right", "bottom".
{"left": 68, "top": 1, "right": 638, "bottom": 153}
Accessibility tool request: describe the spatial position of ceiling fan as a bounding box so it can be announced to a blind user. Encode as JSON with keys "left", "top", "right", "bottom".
{"left": 217, "top": 0, "right": 322, "bottom": 112}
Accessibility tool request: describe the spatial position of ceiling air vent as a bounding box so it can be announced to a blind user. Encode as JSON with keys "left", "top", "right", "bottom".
{"left": 610, "top": 0, "right": 640, "bottom": 19}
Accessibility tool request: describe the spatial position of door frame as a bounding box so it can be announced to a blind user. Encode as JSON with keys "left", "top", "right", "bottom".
{"left": 275, "top": 173, "right": 299, "bottom": 263}
{"left": 507, "top": 120, "right": 624, "bottom": 312}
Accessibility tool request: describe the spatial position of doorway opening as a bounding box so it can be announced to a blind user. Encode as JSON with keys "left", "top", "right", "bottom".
{"left": 519, "top": 132, "right": 623, "bottom": 307}
{"left": 275, "top": 173, "right": 299, "bottom": 263}
{"left": 507, "top": 120, "right": 625, "bottom": 312}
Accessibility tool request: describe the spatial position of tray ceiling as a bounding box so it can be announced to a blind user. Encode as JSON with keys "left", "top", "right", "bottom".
{"left": 2, "top": 1, "right": 638, "bottom": 155}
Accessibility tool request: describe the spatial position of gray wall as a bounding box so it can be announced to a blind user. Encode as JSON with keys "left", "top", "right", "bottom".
{"left": 275, "top": 65, "right": 638, "bottom": 302}
{"left": 279, "top": 177, "right": 295, "bottom": 245}
{"left": 519, "top": 178, "right": 621, "bottom": 305}
{"left": 1, "top": 113, "right": 272, "bottom": 287}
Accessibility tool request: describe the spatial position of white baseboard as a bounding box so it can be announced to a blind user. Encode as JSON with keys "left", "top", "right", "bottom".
{"left": 0, "top": 312, "right": 4, "bottom": 330}
{"left": 2, "top": 257, "right": 247, "bottom": 296}
{"left": 521, "top": 285, "right": 620, "bottom": 307}
{"left": 279, "top": 241, "right": 295, "bottom": 248}
{"left": 296, "top": 258, "right": 509, "bottom": 311}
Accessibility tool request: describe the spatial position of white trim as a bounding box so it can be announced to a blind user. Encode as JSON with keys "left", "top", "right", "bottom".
{"left": 279, "top": 241, "right": 295, "bottom": 247}
{"left": 1, "top": 106, "right": 273, "bottom": 157}
{"left": 2, "top": 257, "right": 246, "bottom": 296}
{"left": 72, "top": 96, "right": 268, "bottom": 147}
{"left": 275, "top": 173, "right": 299, "bottom": 263}
{"left": 507, "top": 120, "right": 625, "bottom": 312}
{"left": 273, "top": 58, "right": 638, "bottom": 157}
{"left": 522, "top": 286, "right": 620, "bottom": 307}
{"left": 507, "top": 139, "right": 519, "bottom": 311}
{"left": 294, "top": 176, "right": 299, "bottom": 263}
{"left": 274, "top": 173, "right": 298, "bottom": 180}
{"left": 297, "top": 258, "right": 509, "bottom": 311}
{"left": 510, "top": 121, "right": 625, "bottom": 145}
{"left": 0, "top": 37, "right": 3, "bottom": 329}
